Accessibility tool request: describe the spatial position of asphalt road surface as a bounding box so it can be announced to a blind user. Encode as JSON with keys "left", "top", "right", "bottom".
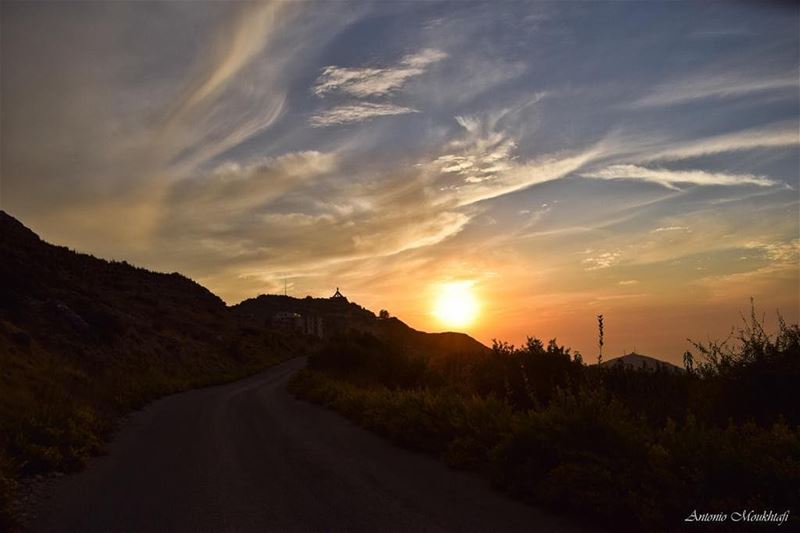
{"left": 32, "top": 357, "right": 585, "bottom": 533}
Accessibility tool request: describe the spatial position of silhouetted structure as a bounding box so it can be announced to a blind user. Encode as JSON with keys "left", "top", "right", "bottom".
{"left": 303, "top": 314, "right": 324, "bottom": 338}
{"left": 331, "top": 287, "right": 348, "bottom": 302}
{"left": 272, "top": 311, "right": 303, "bottom": 331}
{"left": 271, "top": 310, "right": 325, "bottom": 338}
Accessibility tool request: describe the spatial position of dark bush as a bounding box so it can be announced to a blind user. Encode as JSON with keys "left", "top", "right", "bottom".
{"left": 291, "top": 309, "right": 800, "bottom": 531}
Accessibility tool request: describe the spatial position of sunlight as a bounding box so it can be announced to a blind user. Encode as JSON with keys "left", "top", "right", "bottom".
{"left": 432, "top": 281, "right": 479, "bottom": 329}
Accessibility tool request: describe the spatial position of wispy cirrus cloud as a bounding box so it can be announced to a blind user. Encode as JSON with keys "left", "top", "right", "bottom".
{"left": 633, "top": 71, "right": 797, "bottom": 108}
{"left": 582, "top": 250, "right": 622, "bottom": 271}
{"left": 156, "top": 1, "right": 318, "bottom": 175}
{"left": 169, "top": 151, "right": 338, "bottom": 218}
{"left": 432, "top": 133, "right": 517, "bottom": 183}
{"left": 582, "top": 164, "right": 781, "bottom": 190}
{"left": 168, "top": 2, "right": 291, "bottom": 121}
{"left": 641, "top": 122, "right": 800, "bottom": 162}
{"left": 651, "top": 226, "right": 690, "bottom": 233}
{"left": 313, "top": 48, "right": 447, "bottom": 97}
{"left": 310, "top": 102, "right": 419, "bottom": 127}
{"left": 425, "top": 100, "right": 598, "bottom": 207}
{"left": 156, "top": 143, "right": 474, "bottom": 297}
{"left": 694, "top": 239, "right": 800, "bottom": 302}
{"left": 452, "top": 150, "right": 597, "bottom": 206}
{"left": 1, "top": 0, "right": 306, "bottom": 253}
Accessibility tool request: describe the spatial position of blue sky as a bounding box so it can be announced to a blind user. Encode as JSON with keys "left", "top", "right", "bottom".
{"left": 2, "top": 1, "right": 798, "bottom": 360}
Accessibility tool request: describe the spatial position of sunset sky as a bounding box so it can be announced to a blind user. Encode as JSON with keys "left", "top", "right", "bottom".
{"left": 2, "top": 1, "right": 798, "bottom": 362}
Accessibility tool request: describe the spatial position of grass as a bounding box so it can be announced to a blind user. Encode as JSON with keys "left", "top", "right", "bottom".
{"left": 0, "top": 330, "right": 305, "bottom": 530}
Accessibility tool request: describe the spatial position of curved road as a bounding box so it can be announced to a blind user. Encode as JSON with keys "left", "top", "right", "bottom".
{"left": 32, "top": 357, "right": 585, "bottom": 532}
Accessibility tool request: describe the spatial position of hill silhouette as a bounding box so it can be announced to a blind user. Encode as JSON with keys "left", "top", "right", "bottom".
{"left": 234, "top": 293, "right": 490, "bottom": 357}
{"left": 599, "top": 352, "right": 684, "bottom": 373}
{"left": 0, "top": 211, "right": 307, "bottom": 527}
{"left": 2, "top": 210, "right": 226, "bottom": 350}
{"left": 0, "top": 210, "right": 306, "bottom": 382}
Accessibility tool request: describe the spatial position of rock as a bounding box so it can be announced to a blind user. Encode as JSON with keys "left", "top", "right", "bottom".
{"left": 53, "top": 301, "right": 91, "bottom": 333}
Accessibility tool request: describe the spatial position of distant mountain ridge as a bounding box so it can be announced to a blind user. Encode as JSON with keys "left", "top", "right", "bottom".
{"left": 600, "top": 352, "right": 684, "bottom": 373}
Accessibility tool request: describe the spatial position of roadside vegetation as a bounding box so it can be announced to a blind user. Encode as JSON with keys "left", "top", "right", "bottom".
{"left": 290, "top": 308, "right": 800, "bottom": 531}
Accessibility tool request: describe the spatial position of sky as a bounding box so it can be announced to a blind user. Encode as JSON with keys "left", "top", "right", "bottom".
{"left": 1, "top": 0, "right": 798, "bottom": 363}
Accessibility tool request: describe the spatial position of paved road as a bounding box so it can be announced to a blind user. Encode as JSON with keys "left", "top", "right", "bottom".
{"left": 32, "top": 357, "right": 585, "bottom": 532}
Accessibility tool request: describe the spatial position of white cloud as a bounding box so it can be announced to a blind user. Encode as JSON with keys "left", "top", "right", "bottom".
{"left": 3, "top": 1, "right": 307, "bottom": 255}
{"left": 351, "top": 211, "right": 470, "bottom": 256}
{"left": 694, "top": 239, "right": 800, "bottom": 302}
{"left": 582, "top": 250, "right": 622, "bottom": 271}
{"left": 454, "top": 150, "right": 596, "bottom": 206}
{"left": 158, "top": 1, "right": 302, "bottom": 174}
{"left": 313, "top": 48, "right": 447, "bottom": 97}
{"left": 170, "top": 150, "right": 337, "bottom": 216}
{"left": 158, "top": 143, "right": 478, "bottom": 299}
{"left": 758, "top": 239, "right": 800, "bottom": 264}
{"left": 651, "top": 226, "right": 690, "bottom": 233}
{"left": 310, "top": 102, "right": 419, "bottom": 127}
{"left": 426, "top": 108, "right": 597, "bottom": 207}
{"left": 431, "top": 136, "right": 516, "bottom": 180}
{"left": 633, "top": 72, "right": 797, "bottom": 108}
{"left": 582, "top": 164, "right": 781, "bottom": 190}
{"left": 642, "top": 122, "right": 799, "bottom": 162}
{"left": 176, "top": 2, "right": 289, "bottom": 114}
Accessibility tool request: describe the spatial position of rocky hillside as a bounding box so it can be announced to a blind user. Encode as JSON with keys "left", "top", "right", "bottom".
{"left": 0, "top": 211, "right": 305, "bottom": 528}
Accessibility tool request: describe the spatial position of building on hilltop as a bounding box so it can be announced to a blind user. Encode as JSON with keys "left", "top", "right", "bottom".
{"left": 271, "top": 311, "right": 324, "bottom": 338}
{"left": 331, "top": 287, "right": 348, "bottom": 302}
{"left": 272, "top": 311, "right": 302, "bottom": 331}
{"left": 303, "top": 314, "right": 324, "bottom": 338}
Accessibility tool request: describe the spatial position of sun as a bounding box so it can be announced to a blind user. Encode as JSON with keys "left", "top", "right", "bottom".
{"left": 432, "top": 281, "right": 479, "bottom": 329}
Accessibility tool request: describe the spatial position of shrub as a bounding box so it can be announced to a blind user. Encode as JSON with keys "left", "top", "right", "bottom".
{"left": 290, "top": 309, "right": 800, "bottom": 531}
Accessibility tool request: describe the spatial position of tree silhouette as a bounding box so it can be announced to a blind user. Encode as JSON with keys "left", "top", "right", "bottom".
{"left": 683, "top": 350, "right": 694, "bottom": 374}
{"left": 597, "top": 314, "right": 604, "bottom": 365}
